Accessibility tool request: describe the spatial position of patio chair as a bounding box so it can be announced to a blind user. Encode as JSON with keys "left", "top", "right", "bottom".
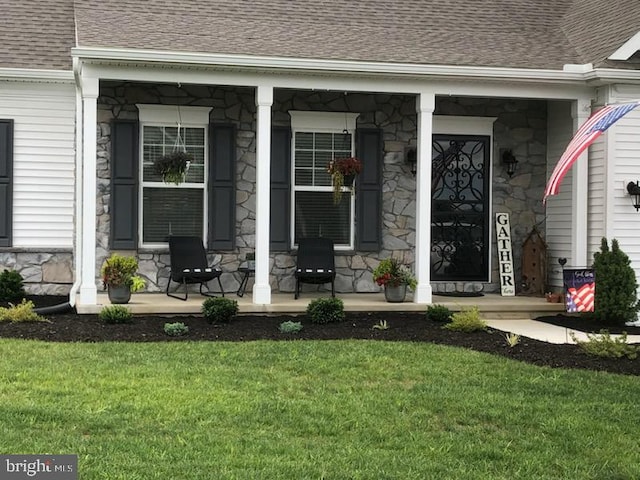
{"left": 294, "top": 237, "right": 336, "bottom": 299}
{"left": 166, "top": 235, "right": 224, "bottom": 301}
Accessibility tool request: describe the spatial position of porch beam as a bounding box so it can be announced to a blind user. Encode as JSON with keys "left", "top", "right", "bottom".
{"left": 414, "top": 92, "right": 435, "bottom": 304}
{"left": 253, "top": 84, "right": 274, "bottom": 305}
{"left": 78, "top": 74, "right": 99, "bottom": 305}
{"left": 571, "top": 98, "right": 591, "bottom": 267}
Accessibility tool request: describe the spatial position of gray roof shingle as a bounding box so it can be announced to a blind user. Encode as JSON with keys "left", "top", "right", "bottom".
{"left": 2, "top": 0, "right": 639, "bottom": 72}
{"left": 0, "top": 0, "right": 76, "bottom": 70}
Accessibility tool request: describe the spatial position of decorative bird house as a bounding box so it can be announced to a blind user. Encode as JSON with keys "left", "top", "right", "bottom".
{"left": 521, "top": 227, "right": 547, "bottom": 296}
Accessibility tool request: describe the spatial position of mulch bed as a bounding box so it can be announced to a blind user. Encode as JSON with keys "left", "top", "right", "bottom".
{"left": 0, "top": 296, "right": 638, "bottom": 376}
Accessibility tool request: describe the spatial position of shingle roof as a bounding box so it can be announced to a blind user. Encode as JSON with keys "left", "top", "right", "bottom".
{"left": 2, "top": 1, "right": 639, "bottom": 72}
{"left": 0, "top": 0, "right": 76, "bottom": 70}
{"left": 73, "top": 0, "right": 583, "bottom": 69}
{"left": 561, "top": 0, "right": 640, "bottom": 69}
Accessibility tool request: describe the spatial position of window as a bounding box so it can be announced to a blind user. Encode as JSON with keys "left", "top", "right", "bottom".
{"left": 137, "top": 105, "right": 211, "bottom": 247}
{"left": 290, "top": 111, "right": 358, "bottom": 249}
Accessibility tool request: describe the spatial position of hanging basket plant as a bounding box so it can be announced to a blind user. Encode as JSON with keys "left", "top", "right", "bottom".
{"left": 327, "top": 157, "right": 362, "bottom": 204}
{"left": 153, "top": 151, "right": 193, "bottom": 185}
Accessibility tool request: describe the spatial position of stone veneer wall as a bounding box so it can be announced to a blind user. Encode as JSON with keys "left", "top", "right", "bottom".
{"left": 0, "top": 251, "right": 73, "bottom": 295}
{"left": 97, "top": 82, "right": 547, "bottom": 296}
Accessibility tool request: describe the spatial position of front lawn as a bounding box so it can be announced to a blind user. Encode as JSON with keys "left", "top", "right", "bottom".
{"left": 0, "top": 339, "right": 638, "bottom": 479}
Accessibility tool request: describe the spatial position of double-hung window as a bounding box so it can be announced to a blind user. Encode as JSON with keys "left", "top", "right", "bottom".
{"left": 290, "top": 111, "right": 359, "bottom": 250}
{"left": 137, "top": 105, "right": 211, "bottom": 247}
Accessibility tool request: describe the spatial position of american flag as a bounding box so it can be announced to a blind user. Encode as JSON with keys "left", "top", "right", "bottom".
{"left": 543, "top": 101, "right": 640, "bottom": 202}
{"left": 566, "top": 282, "right": 595, "bottom": 313}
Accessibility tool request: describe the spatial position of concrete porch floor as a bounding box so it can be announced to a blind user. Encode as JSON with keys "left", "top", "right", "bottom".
{"left": 81, "top": 290, "right": 565, "bottom": 317}
{"left": 77, "top": 291, "right": 640, "bottom": 345}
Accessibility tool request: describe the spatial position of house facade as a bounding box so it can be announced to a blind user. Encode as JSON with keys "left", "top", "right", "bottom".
{"left": 1, "top": 0, "right": 640, "bottom": 307}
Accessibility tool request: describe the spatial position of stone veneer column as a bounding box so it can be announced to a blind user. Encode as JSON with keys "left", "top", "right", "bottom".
{"left": 253, "top": 85, "right": 274, "bottom": 304}
{"left": 79, "top": 74, "right": 99, "bottom": 306}
{"left": 413, "top": 92, "right": 435, "bottom": 304}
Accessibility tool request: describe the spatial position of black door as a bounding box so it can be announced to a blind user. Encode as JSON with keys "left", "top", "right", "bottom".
{"left": 430, "top": 135, "right": 490, "bottom": 281}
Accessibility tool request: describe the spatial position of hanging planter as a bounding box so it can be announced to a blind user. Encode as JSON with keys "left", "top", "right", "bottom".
{"left": 153, "top": 151, "right": 192, "bottom": 185}
{"left": 327, "top": 157, "right": 362, "bottom": 204}
{"left": 153, "top": 107, "right": 193, "bottom": 185}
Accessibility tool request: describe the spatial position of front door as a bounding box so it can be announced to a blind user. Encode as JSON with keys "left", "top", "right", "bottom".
{"left": 430, "top": 135, "right": 490, "bottom": 281}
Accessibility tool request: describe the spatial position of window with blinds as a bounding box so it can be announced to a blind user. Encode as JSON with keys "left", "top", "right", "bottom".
{"left": 292, "top": 130, "right": 355, "bottom": 248}
{"left": 140, "top": 125, "right": 206, "bottom": 244}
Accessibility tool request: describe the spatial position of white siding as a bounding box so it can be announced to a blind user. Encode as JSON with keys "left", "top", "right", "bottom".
{"left": 606, "top": 85, "right": 640, "bottom": 277}
{"left": 0, "top": 81, "right": 76, "bottom": 248}
{"left": 545, "top": 100, "right": 574, "bottom": 288}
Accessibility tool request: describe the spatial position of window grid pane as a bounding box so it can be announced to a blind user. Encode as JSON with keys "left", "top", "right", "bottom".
{"left": 293, "top": 130, "right": 354, "bottom": 247}
{"left": 142, "top": 126, "right": 206, "bottom": 184}
{"left": 141, "top": 123, "right": 207, "bottom": 244}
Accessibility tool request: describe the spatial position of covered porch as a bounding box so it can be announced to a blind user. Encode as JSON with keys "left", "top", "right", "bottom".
{"left": 78, "top": 291, "right": 565, "bottom": 319}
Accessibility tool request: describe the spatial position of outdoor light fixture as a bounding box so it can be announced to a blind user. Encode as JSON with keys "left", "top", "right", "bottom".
{"left": 501, "top": 150, "right": 518, "bottom": 177}
{"left": 627, "top": 181, "right": 640, "bottom": 211}
{"left": 406, "top": 148, "right": 417, "bottom": 176}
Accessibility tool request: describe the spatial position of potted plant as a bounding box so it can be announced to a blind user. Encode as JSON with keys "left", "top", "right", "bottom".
{"left": 327, "top": 157, "right": 362, "bottom": 204}
{"left": 153, "top": 151, "right": 193, "bottom": 185}
{"left": 101, "top": 253, "right": 146, "bottom": 304}
{"left": 373, "top": 258, "right": 417, "bottom": 303}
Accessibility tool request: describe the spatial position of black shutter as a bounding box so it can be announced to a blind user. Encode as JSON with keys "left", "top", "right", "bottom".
{"left": 209, "top": 123, "right": 236, "bottom": 250}
{"left": 0, "top": 120, "right": 13, "bottom": 247}
{"left": 110, "top": 120, "right": 139, "bottom": 249}
{"left": 270, "top": 127, "right": 291, "bottom": 250}
{"left": 356, "top": 128, "right": 383, "bottom": 251}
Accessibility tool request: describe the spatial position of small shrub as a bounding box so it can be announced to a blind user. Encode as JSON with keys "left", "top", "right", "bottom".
{"left": 504, "top": 332, "right": 521, "bottom": 348}
{"left": 592, "top": 238, "right": 640, "bottom": 325}
{"left": 306, "top": 297, "right": 345, "bottom": 324}
{"left": 202, "top": 297, "right": 238, "bottom": 324}
{"left": 99, "top": 305, "right": 133, "bottom": 324}
{"left": 426, "top": 304, "right": 453, "bottom": 323}
{"left": 372, "top": 320, "right": 389, "bottom": 330}
{"left": 279, "top": 320, "right": 303, "bottom": 333}
{"left": 0, "top": 270, "right": 26, "bottom": 304}
{"left": 571, "top": 330, "right": 639, "bottom": 360}
{"left": 0, "top": 299, "right": 48, "bottom": 323}
{"left": 444, "top": 306, "right": 487, "bottom": 332}
{"left": 164, "top": 322, "right": 189, "bottom": 336}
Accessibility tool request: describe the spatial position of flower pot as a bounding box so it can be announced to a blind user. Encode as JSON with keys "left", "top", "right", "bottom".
{"left": 108, "top": 285, "right": 131, "bottom": 304}
{"left": 343, "top": 174, "right": 355, "bottom": 187}
{"left": 384, "top": 284, "right": 407, "bottom": 303}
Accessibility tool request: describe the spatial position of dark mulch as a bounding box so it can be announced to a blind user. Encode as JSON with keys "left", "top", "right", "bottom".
{"left": 0, "top": 296, "right": 638, "bottom": 376}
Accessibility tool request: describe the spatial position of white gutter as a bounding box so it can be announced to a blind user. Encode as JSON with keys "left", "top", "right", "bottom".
{"left": 68, "top": 57, "right": 84, "bottom": 307}
{"left": 71, "top": 47, "right": 589, "bottom": 83}
{"left": 0, "top": 68, "right": 74, "bottom": 82}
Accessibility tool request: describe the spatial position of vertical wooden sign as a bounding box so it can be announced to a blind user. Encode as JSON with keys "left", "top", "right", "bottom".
{"left": 495, "top": 213, "right": 515, "bottom": 296}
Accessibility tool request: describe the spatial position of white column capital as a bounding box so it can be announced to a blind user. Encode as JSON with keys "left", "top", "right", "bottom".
{"left": 417, "top": 92, "right": 436, "bottom": 114}
{"left": 81, "top": 75, "right": 99, "bottom": 99}
{"left": 256, "top": 84, "right": 274, "bottom": 107}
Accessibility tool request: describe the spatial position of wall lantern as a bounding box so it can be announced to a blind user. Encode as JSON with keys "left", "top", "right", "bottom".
{"left": 627, "top": 181, "right": 640, "bottom": 211}
{"left": 406, "top": 148, "right": 417, "bottom": 176}
{"left": 501, "top": 149, "right": 518, "bottom": 177}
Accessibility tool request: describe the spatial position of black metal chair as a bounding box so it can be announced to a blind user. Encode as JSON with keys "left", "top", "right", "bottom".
{"left": 166, "top": 236, "right": 224, "bottom": 301}
{"left": 294, "top": 237, "right": 336, "bottom": 299}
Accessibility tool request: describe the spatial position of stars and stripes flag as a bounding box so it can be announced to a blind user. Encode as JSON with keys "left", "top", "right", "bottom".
{"left": 543, "top": 101, "right": 640, "bottom": 203}
{"left": 566, "top": 282, "right": 595, "bottom": 313}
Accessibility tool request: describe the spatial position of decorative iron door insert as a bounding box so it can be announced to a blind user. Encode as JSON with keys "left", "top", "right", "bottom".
{"left": 431, "top": 135, "right": 490, "bottom": 281}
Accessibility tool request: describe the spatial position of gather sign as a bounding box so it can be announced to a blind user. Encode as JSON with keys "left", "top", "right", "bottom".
{"left": 495, "top": 213, "right": 515, "bottom": 296}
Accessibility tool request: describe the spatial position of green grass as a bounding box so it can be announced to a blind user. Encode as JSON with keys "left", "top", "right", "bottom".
{"left": 1, "top": 339, "right": 639, "bottom": 479}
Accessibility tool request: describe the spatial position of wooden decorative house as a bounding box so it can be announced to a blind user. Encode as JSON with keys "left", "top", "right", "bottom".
{"left": 521, "top": 227, "right": 547, "bottom": 296}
